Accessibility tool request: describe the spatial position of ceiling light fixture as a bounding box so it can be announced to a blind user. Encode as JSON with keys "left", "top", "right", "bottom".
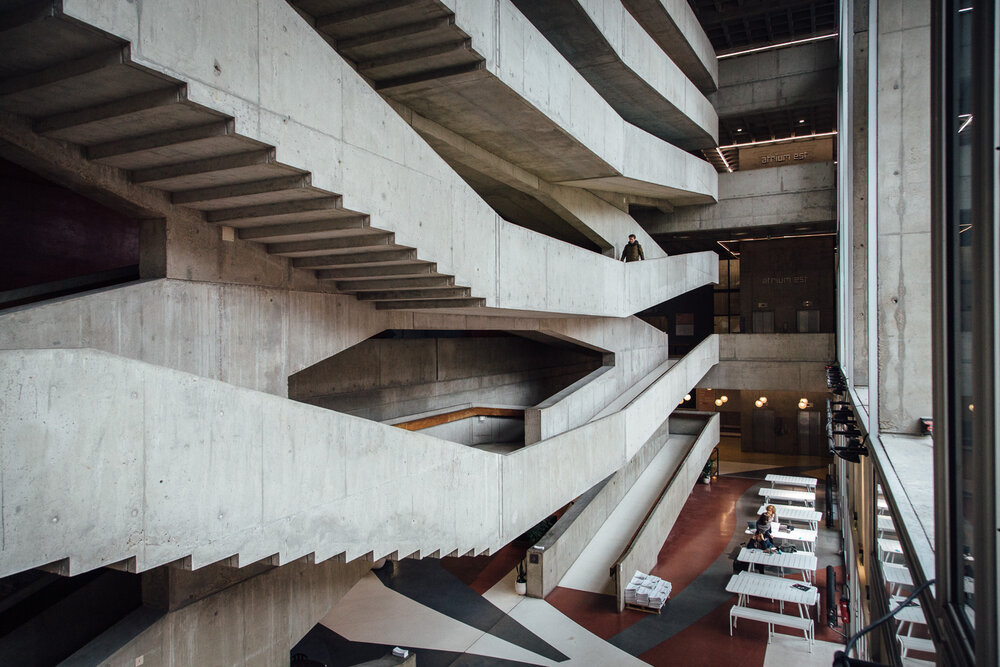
{"left": 717, "top": 33, "right": 839, "bottom": 60}
{"left": 715, "top": 147, "right": 734, "bottom": 173}
{"left": 717, "top": 131, "right": 837, "bottom": 150}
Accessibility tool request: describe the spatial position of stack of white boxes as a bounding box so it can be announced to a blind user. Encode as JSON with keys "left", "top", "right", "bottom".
{"left": 624, "top": 571, "right": 672, "bottom": 611}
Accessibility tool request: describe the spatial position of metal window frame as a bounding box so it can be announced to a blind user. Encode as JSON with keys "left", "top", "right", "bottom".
{"left": 931, "top": 1, "right": 998, "bottom": 665}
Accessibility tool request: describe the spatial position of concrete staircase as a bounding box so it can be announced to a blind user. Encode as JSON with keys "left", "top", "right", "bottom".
{"left": 0, "top": 336, "right": 717, "bottom": 578}
{"left": 0, "top": 2, "right": 483, "bottom": 310}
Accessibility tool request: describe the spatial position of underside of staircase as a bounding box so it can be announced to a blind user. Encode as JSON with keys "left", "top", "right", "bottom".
{"left": 0, "top": 1, "right": 484, "bottom": 310}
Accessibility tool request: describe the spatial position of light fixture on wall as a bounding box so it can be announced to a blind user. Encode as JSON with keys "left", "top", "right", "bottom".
{"left": 759, "top": 396, "right": 767, "bottom": 404}
{"left": 754, "top": 399, "right": 763, "bottom": 408}
{"left": 715, "top": 398, "right": 723, "bottom": 407}
{"left": 798, "top": 397, "right": 813, "bottom": 410}
{"left": 684, "top": 394, "right": 691, "bottom": 402}
{"left": 720, "top": 395, "right": 728, "bottom": 403}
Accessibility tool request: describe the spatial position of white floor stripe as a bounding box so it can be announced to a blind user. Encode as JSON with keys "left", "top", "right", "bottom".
{"left": 559, "top": 435, "right": 696, "bottom": 595}
{"left": 319, "top": 573, "right": 557, "bottom": 665}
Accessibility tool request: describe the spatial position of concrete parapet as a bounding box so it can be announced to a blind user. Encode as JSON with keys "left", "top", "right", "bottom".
{"left": 0, "top": 335, "right": 715, "bottom": 577}
{"left": 698, "top": 333, "right": 834, "bottom": 392}
{"left": 639, "top": 162, "right": 836, "bottom": 236}
{"left": 612, "top": 412, "right": 720, "bottom": 610}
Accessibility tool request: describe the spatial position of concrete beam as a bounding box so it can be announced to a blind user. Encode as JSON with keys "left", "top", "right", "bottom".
{"left": 87, "top": 119, "right": 239, "bottom": 162}
{"left": 205, "top": 196, "right": 345, "bottom": 224}
{"left": 292, "top": 248, "right": 418, "bottom": 269}
{"left": 237, "top": 216, "right": 370, "bottom": 242}
{"left": 0, "top": 45, "right": 128, "bottom": 97}
{"left": 34, "top": 86, "right": 186, "bottom": 135}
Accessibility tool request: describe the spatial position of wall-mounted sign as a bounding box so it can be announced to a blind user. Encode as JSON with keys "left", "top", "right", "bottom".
{"left": 739, "top": 137, "right": 834, "bottom": 171}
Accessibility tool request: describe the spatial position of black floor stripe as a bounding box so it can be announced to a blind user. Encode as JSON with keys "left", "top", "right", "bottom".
{"left": 607, "top": 482, "right": 764, "bottom": 656}
{"left": 374, "top": 558, "right": 568, "bottom": 663}
{"left": 290, "top": 625, "right": 548, "bottom": 667}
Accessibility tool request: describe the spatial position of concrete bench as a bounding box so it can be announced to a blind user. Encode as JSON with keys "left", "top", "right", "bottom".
{"left": 897, "top": 634, "right": 935, "bottom": 659}
{"left": 729, "top": 605, "right": 813, "bottom": 650}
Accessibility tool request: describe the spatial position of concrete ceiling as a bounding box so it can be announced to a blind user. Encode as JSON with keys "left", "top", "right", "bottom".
{"left": 687, "top": 0, "right": 837, "bottom": 53}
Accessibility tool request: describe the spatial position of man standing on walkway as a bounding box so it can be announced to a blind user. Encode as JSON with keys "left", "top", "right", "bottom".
{"left": 621, "top": 234, "right": 644, "bottom": 262}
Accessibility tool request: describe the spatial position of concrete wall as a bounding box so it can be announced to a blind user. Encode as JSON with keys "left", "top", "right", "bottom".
{"left": 712, "top": 40, "right": 837, "bottom": 118}
{"left": 613, "top": 413, "right": 719, "bottom": 610}
{"left": 415, "top": 413, "right": 524, "bottom": 447}
{"left": 638, "top": 162, "right": 836, "bottom": 235}
{"left": 697, "top": 334, "right": 834, "bottom": 392}
{"left": 874, "top": 0, "right": 932, "bottom": 433}
{"left": 289, "top": 335, "right": 599, "bottom": 421}
{"left": 75, "top": 557, "right": 372, "bottom": 667}
{"left": 0, "top": 279, "right": 404, "bottom": 397}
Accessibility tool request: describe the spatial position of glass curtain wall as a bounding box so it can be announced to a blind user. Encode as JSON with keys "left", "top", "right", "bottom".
{"left": 932, "top": 0, "right": 998, "bottom": 664}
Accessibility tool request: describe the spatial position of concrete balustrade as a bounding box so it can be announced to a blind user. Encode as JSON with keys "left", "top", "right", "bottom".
{"left": 0, "top": 335, "right": 717, "bottom": 577}
{"left": 612, "top": 412, "right": 720, "bottom": 610}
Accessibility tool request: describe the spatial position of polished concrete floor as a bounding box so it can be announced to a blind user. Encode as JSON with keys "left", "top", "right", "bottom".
{"left": 292, "top": 441, "right": 848, "bottom": 666}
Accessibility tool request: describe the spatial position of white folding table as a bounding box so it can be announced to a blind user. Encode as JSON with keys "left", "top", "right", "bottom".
{"left": 745, "top": 525, "right": 818, "bottom": 552}
{"left": 765, "top": 474, "right": 819, "bottom": 490}
{"left": 726, "top": 571, "right": 819, "bottom": 618}
{"left": 756, "top": 504, "right": 823, "bottom": 531}
{"left": 738, "top": 547, "right": 817, "bottom": 583}
{"left": 759, "top": 487, "right": 816, "bottom": 506}
{"left": 878, "top": 538, "right": 904, "bottom": 563}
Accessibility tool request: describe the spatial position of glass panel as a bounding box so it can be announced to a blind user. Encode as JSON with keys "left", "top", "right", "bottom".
{"left": 873, "top": 479, "right": 936, "bottom": 661}
{"left": 730, "top": 316, "right": 741, "bottom": 333}
{"left": 947, "top": 0, "right": 975, "bottom": 631}
{"left": 714, "top": 292, "right": 730, "bottom": 315}
{"left": 730, "top": 259, "right": 741, "bottom": 288}
{"left": 714, "top": 316, "right": 729, "bottom": 333}
{"left": 718, "top": 259, "right": 730, "bottom": 288}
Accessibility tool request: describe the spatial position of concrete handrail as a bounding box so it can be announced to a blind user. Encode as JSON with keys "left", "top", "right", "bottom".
{"left": 611, "top": 412, "right": 721, "bottom": 611}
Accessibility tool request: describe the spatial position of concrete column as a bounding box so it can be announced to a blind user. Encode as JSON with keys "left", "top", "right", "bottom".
{"left": 874, "top": 0, "right": 933, "bottom": 433}
{"left": 851, "top": 5, "right": 870, "bottom": 385}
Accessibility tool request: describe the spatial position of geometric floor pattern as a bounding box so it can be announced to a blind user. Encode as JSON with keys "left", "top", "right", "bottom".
{"left": 292, "top": 458, "right": 849, "bottom": 666}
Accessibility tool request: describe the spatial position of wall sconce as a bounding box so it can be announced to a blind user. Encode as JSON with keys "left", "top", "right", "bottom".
{"left": 759, "top": 396, "right": 767, "bottom": 404}
{"left": 720, "top": 395, "right": 728, "bottom": 403}
{"left": 754, "top": 400, "right": 763, "bottom": 408}
{"left": 684, "top": 394, "right": 691, "bottom": 402}
{"left": 798, "top": 397, "right": 813, "bottom": 410}
{"left": 715, "top": 398, "right": 723, "bottom": 406}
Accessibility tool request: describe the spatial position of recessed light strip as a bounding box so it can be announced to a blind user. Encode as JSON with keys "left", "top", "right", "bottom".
{"left": 717, "top": 33, "right": 839, "bottom": 60}
{"left": 718, "top": 131, "right": 838, "bottom": 150}
{"left": 715, "top": 147, "right": 733, "bottom": 173}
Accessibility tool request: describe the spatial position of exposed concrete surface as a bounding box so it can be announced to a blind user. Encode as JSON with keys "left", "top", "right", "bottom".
{"left": 0, "top": 337, "right": 716, "bottom": 576}
{"left": 638, "top": 162, "right": 836, "bottom": 235}
{"left": 614, "top": 413, "right": 719, "bottom": 609}
{"left": 874, "top": 0, "right": 932, "bottom": 433}
{"left": 621, "top": 0, "right": 718, "bottom": 94}
{"left": 712, "top": 40, "right": 837, "bottom": 118}
{"left": 876, "top": 433, "right": 935, "bottom": 584}
{"left": 697, "top": 334, "right": 834, "bottom": 392}
{"left": 439, "top": 0, "right": 717, "bottom": 202}
{"left": 395, "top": 106, "right": 667, "bottom": 259}
{"left": 0, "top": 279, "right": 405, "bottom": 397}
{"left": 84, "top": 557, "right": 371, "bottom": 667}
{"left": 513, "top": 0, "right": 718, "bottom": 148}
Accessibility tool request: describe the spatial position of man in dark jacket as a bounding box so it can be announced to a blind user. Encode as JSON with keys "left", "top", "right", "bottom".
{"left": 621, "top": 234, "right": 644, "bottom": 262}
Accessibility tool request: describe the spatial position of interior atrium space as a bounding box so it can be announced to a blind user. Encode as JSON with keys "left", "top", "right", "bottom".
{"left": 0, "top": 0, "right": 996, "bottom": 666}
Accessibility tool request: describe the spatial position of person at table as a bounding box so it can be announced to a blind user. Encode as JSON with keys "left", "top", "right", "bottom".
{"left": 747, "top": 529, "right": 776, "bottom": 553}
{"left": 756, "top": 506, "right": 777, "bottom": 540}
